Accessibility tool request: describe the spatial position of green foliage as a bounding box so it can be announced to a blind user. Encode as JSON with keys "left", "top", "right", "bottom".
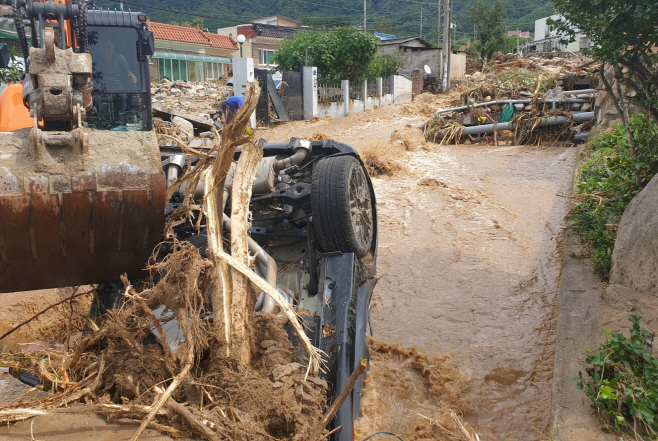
{"left": 498, "top": 35, "right": 532, "bottom": 54}
{"left": 364, "top": 54, "right": 401, "bottom": 79}
{"left": 173, "top": 17, "right": 204, "bottom": 28}
{"left": 569, "top": 114, "right": 658, "bottom": 277}
{"left": 135, "top": 0, "right": 550, "bottom": 46}
{"left": 551, "top": 0, "right": 658, "bottom": 122}
{"left": 0, "top": 50, "right": 24, "bottom": 84}
{"left": 465, "top": 0, "right": 506, "bottom": 60}
{"left": 272, "top": 29, "right": 380, "bottom": 82}
{"left": 575, "top": 315, "right": 658, "bottom": 439}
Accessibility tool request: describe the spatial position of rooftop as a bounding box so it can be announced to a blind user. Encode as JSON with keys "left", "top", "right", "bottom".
{"left": 251, "top": 23, "right": 298, "bottom": 39}
{"left": 148, "top": 21, "right": 238, "bottom": 50}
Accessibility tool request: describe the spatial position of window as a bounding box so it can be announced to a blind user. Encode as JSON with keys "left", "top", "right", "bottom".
{"left": 259, "top": 49, "right": 275, "bottom": 65}
{"left": 205, "top": 62, "right": 225, "bottom": 80}
{"left": 88, "top": 26, "right": 141, "bottom": 92}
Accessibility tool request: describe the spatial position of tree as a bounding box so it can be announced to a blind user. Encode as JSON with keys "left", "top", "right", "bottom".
{"left": 272, "top": 29, "right": 380, "bottom": 82}
{"left": 550, "top": 0, "right": 658, "bottom": 124}
{"left": 465, "top": 0, "right": 506, "bottom": 60}
{"left": 172, "top": 17, "right": 204, "bottom": 28}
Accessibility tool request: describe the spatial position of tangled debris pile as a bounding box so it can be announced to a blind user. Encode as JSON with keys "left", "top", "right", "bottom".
{"left": 0, "top": 84, "right": 329, "bottom": 441}
{"left": 151, "top": 79, "right": 233, "bottom": 117}
{"left": 425, "top": 55, "right": 598, "bottom": 146}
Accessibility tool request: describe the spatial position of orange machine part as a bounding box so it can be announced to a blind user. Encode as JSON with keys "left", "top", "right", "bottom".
{"left": 0, "top": 83, "right": 32, "bottom": 132}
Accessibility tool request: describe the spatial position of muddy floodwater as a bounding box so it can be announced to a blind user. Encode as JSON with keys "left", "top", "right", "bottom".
{"left": 361, "top": 144, "right": 576, "bottom": 440}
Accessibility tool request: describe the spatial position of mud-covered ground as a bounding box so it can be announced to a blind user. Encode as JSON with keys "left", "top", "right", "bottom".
{"left": 1, "top": 94, "right": 653, "bottom": 441}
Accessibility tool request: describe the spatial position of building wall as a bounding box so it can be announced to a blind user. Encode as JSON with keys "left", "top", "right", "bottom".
{"left": 450, "top": 52, "right": 466, "bottom": 80}
{"left": 276, "top": 17, "right": 298, "bottom": 28}
{"left": 400, "top": 48, "right": 440, "bottom": 73}
{"left": 216, "top": 25, "right": 251, "bottom": 58}
{"left": 251, "top": 40, "right": 280, "bottom": 68}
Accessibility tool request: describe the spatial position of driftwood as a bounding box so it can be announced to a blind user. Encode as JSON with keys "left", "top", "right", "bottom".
{"left": 215, "top": 249, "right": 323, "bottom": 376}
{"left": 229, "top": 140, "right": 264, "bottom": 364}
{"left": 129, "top": 347, "right": 194, "bottom": 441}
{"left": 309, "top": 358, "right": 367, "bottom": 441}
{"left": 205, "top": 82, "right": 260, "bottom": 353}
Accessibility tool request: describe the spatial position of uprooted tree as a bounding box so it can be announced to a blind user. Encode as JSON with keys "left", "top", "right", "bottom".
{"left": 0, "top": 82, "right": 328, "bottom": 441}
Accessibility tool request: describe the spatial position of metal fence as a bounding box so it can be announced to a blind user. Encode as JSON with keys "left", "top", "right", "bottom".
{"left": 348, "top": 84, "right": 363, "bottom": 100}
{"left": 383, "top": 77, "right": 393, "bottom": 95}
{"left": 366, "top": 80, "right": 380, "bottom": 97}
{"left": 317, "top": 82, "right": 343, "bottom": 104}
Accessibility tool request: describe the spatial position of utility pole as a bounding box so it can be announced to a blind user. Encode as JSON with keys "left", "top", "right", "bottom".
{"left": 437, "top": 0, "right": 442, "bottom": 78}
{"left": 363, "top": 0, "right": 366, "bottom": 32}
{"left": 420, "top": 7, "right": 423, "bottom": 39}
{"left": 441, "top": 0, "right": 452, "bottom": 92}
{"left": 516, "top": 28, "right": 520, "bottom": 55}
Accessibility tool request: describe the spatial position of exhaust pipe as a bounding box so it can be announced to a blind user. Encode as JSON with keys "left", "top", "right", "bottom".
{"left": 222, "top": 213, "right": 278, "bottom": 313}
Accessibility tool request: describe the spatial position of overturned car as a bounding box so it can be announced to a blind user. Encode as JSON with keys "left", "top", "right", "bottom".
{"left": 158, "top": 137, "right": 378, "bottom": 440}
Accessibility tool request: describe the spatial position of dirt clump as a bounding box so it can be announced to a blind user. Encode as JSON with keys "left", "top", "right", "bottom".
{"left": 360, "top": 141, "right": 408, "bottom": 177}
{"left": 403, "top": 91, "right": 464, "bottom": 117}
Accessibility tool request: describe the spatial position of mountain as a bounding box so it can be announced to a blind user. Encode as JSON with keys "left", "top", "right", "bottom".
{"left": 95, "top": 0, "right": 554, "bottom": 41}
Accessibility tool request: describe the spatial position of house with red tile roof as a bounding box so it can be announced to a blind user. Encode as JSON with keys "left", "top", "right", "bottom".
{"left": 217, "top": 15, "right": 298, "bottom": 69}
{"left": 147, "top": 21, "right": 238, "bottom": 82}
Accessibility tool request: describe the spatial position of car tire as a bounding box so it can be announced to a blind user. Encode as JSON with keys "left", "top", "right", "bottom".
{"left": 311, "top": 155, "right": 374, "bottom": 258}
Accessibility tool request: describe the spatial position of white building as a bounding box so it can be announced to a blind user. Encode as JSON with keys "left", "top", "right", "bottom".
{"left": 522, "top": 14, "right": 590, "bottom": 54}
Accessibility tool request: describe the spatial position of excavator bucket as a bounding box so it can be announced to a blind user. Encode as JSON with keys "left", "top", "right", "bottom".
{"left": 0, "top": 129, "right": 166, "bottom": 293}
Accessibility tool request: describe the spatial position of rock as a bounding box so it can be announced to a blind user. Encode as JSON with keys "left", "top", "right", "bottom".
{"left": 172, "top": 116, "right": 194, "bottom": 137}
{"left": 472, "top": 71, "right": 485, "bottom": 82}
{"left": 570, "top": 103, "right": 582, "bottom": 111}
{"left": 154, "top": 93, "right": 166, "bottom": 100}
{"left": 305, "top": 376, "right": 328, "bottom": 389}
{"left": 260, "top": 340, "right": 276, "bottom": 349}
{"left": 181, "top": 101, "right": 193, "bottom": 108}
{"left": 581, "top": 103, "right": 591, "bottom": 112}
{"left": 272, "top": 364, "right": 295, "bottom": 381}
{"left": 170, "top": 87, "right": 181, "bottom": 95}
{"left": 609, "top": 173, "right": 658, "bottom": 297}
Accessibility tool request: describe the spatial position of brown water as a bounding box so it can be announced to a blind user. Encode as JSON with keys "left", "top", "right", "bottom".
{"left": 361, "top": 144, "right": 576, "bottom": 440}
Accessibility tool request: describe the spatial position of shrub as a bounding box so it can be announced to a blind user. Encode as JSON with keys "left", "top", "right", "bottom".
{"left": 575, "top": 315, "right": 658, "bottom": 439}
{"left": 569, "top": 114, "right": 658, "bottom": 277}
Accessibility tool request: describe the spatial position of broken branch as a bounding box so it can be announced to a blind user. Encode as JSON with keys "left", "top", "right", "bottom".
{"left": 309, "top": 358, "right": 368, "bottom": 441}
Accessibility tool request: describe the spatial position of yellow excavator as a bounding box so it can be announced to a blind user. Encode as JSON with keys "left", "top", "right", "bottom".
{"left": 0, "top": 0, "right": 165, "bottom": 293}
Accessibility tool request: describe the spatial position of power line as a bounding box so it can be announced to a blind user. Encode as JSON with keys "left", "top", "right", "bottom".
{"left": 103, "top": 0, "right": 376, "bottom": 32}
{"left": 287, "top": 0, "right": 364, "bottom": 12}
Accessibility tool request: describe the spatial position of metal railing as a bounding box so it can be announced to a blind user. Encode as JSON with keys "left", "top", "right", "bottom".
{"left": 383, "top": 77, "right": 393, "bottom": 95}
{"left": 348, "top": 84, "right": 362, "bottom": 100}
{"left": 366, "top": 80, "right": 379, "bottom": 97}
{"left": 317, "top": 82, "right": 343, "bottom": 103}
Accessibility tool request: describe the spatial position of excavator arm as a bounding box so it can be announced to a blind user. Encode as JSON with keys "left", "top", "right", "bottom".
{"left": 0, "top": 0, "right": 165, "bottom": 293}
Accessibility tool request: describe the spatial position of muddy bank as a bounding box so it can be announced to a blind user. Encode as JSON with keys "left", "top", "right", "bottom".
{"left": 0, "top": 287, "right": 92, "bottom": 352}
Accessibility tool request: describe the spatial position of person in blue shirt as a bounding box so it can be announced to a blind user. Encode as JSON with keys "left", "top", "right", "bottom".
{"left": 220, "top": 95, "right": 245, "bottom": 125}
